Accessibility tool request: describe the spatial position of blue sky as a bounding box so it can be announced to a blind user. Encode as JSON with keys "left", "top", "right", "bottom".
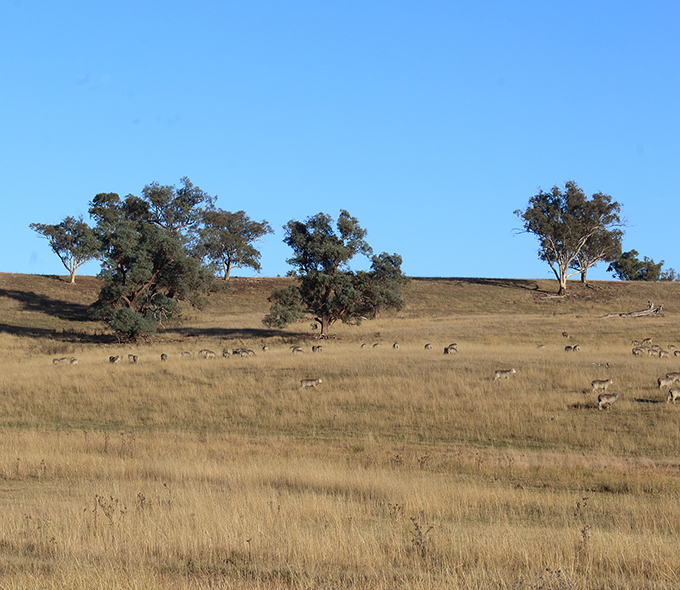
{"left": 2, "top": 1, "right": 678, "bottom": 281}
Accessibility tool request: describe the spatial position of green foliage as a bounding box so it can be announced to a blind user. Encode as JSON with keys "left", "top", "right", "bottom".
{"left": 29, "top": 216, "right": 100, "bottom": 283}
{"left": 263, "top": 211, "right": 407, "bottom": 336}
{"left": 515, "top": 181, "right": 623, "bottom": 294}
{"left": 108, "top": 307, "right": 158, "bottom": 340}
{"left": 197, "top": 208, "right": 273, "bottom": 278}
{"left": 607, "top": 249, "right": 667, "bottom": 281}
{"left": 87, "top": 179, "right": 215, "bottom": 341}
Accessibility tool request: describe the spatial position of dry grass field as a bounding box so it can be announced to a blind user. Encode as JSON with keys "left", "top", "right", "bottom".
{"left": 1, "top": 272, "right": 680, "bottom": 589}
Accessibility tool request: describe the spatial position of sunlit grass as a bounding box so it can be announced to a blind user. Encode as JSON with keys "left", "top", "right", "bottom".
{"left": 1, "top": 273, "right": 680, "bottom": 588}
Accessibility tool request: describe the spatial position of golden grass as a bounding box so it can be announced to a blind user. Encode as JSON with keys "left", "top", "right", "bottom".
{"left": 1, "top": 273, "right": 680, "bottom": 588}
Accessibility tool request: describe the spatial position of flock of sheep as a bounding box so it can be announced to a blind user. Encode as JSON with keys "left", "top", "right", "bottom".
{"left": 52, "top": 334, "right": 679, "bottom": 409}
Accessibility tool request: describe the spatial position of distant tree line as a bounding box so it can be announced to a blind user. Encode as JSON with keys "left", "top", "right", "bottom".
{"left": 515, "top": 180, "right": 677, "bottom": 295}
{"left": 30, "top": 179, "right": 408, "bottom": 341}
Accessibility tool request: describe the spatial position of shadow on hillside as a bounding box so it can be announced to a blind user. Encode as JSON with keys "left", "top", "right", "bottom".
{"left": 0, "top": 323, "right": 110, "bottom": 344}
{"left": 0, "top": 288, "right": 90, "bottom": 322}
{"left": 413, "top": 277, "right": 552, "bottom": 293}
{"left": 161, "top": 326, "right": 301, "bottom": 340}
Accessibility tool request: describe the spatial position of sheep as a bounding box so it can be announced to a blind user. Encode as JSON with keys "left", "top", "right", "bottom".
{"left": 424, "top": 343, "right": 433, "bottom": 350}
{"left": 667, "top": 388, "right": 680, "bottom": 404}
{"left": 632, "top": 347, "right": 644, "bottom": 356}
{"left": 180, "top": 351, "right": 192, "bottom": 358}
{"left": 494, "top": 368, "right": 516, "bottom": 381}
{"left": 52, "top": 357, "right": 68, "bottom": 365}
{"left": 665, "top": 372, "right": 680, "bottom": 382}
{"left": 668, "top": 344, "right": 677, "bottom": 351}
{"left": 564, "top": 345, "right": 573, "bottom": 352}
{"left": 572, "top": 345, "right": 581, "bottom": 352}
{"left": 642, "top": 338, "right": 653, "bottom": 345}
{"left": 160, "top": 353, "right": 168, "bottom": 362}
{"left": 676, "top": 351, "right": 680, "bottom": 357}
{"left": 360, "top": 343, "right": 367, "bottom": 348}
{"left": 312, "top": 345, "right": 323, "bottom": 353}
{"left": 562, "top": 332, "right": 569, "bottom": 338}
{"left": 444, "top": 344, "right": 458, "bottom": 354}
{"left": 658, "top": 376, "right": 676, "bottom": 389}
{"left": 262, "top": 346, "right": 269, "bottom": 352}
{"left": 128, "top": 354, "right": 139, "bottom": 364}
{"left": 659, "top": 350, "right": 670, "bottom": 359}
{"left": 598, "top": 392, "right": 619, "bottom": 410}
{"left": 69, "top": 357, "right": 78, "bottom": 365}
{"left": 591, "top": 378, "right": 613, "bottom": 393}
{"left": 109, "top": 355, "right": 122, "bottom": 364}
{"left": 392, "top": 343, "right": 399, "bottom": 349}
{"left": 291, "top": 347, "right": 304, "bottom": 355}
{"left": 222, "top": 349, "right": 231, "bottom": 358}
{"left": 300, "top": 378, "right": 322, "bottom": 388}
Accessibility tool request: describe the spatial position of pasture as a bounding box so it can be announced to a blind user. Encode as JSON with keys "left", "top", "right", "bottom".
{"left": 0, "top": 273, "right": 680, "bottom": 589}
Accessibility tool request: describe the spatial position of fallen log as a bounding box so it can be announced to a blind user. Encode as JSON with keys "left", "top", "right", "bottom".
{"left": 600, "top": 300, "right": 664, "bottom": 319}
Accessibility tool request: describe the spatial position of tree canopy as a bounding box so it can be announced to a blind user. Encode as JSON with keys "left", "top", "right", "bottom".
{"left": 197, "top": 209, "right": 273, "bottom": 279}
{"left": 515, "top": 181, "right": 623, "bottom": 294}
{"left": 29, "top": 216, "right": 100, "bottom": 283}
{"left": 607, "top": 249, "right": 672, "bottom": 281}
{"left": 263, "top": 210, "right": 407, "bottom": 337}
{"left": 87, "top": 180, "right": 214, "bottom": 341}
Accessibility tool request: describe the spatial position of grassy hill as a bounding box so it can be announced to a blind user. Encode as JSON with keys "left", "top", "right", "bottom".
{"left": 1, "top": 272, "right": 679, "bottom": 589}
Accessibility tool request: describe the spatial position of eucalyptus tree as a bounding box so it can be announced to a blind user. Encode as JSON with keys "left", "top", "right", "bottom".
{"left": 263, "top": 210, "right": 407, "bottom": 337}
{"left": 607, "top": 250, "right": 666, "bottom": 281}
{"left": 515, "top": 181, "right": 623, "bottom": 295}
{"left": 197, "top": 208, "right": 273, "bottom": 279}
{"left": 87, "top": 179, "right": 214, "bottom": 341}
{"left": 29, "top": 216, "right": 99, "bottom": 283}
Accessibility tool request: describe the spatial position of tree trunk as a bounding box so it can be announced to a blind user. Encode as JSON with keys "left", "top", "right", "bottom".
{"left": 580, "top": 270, "right": 587, "bottom": 283}
{"left": 319, "top": 316, "right": 331, "bottom": 338}
{"left": 69, "top": 268, "right": 76, "bottom": 284}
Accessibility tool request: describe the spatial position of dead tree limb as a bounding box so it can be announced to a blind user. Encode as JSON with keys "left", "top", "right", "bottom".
{"left": 600, "top": 300, "right": 664, "bottom": 319}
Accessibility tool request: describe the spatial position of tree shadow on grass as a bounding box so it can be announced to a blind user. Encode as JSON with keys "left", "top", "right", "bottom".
{"left": 160, "top": 326, "right": 306, "bottom": 340}
{"left": 0, "top": 323, "right": 110, "bottom": 344}
{"left": 412, "top": 277, "right": 552, "bottom": 294}
{"left": 0, "top": 288, "right": 90, "bottom": 322}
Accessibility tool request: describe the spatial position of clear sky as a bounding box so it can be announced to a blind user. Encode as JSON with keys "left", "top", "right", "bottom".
{"left": 2, "top": 1, "right": 678, "bottom": 281}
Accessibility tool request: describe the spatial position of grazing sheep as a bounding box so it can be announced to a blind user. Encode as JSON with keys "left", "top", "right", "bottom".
{"left": 665, "top": 372, "right": 680, "bottom": 382}
{"left": 667, "top": 388, "right": 680, "bottom": 404}
{"left": 676, "top": 351, "right": 680, "bottom": 357}
{"left": 392, "top": 342, "right": 399, "bottom": 349}
{"left": 632, "top": 347, "right": 644, "bottom": 356}
{"left": 312, "top": 345, "right": 323, "bottom": 353}
{"left": 233, "top": 348, "right": 254, "bottom": 357}
{"left": 128, "top": 354, "right": 139, "bottom": 364}
{"left": 300, "top": 378, "right": 322, "bottom": 388}
{"left": 69, "top": 357, "right": 78, "bottom": 365}
{"left": 536, "top": 344, "right": 546, "bottom": 349}
{"left": 291, "top": 346, "right": 304, "bottom": 355}
{"left": 591, "top": 378, "right": 613, "bottom": 393}
{"left": 222, "top": 349, "right": 231, "bottom": 358}
{"left": 444, "top": 344, "right": 458, "bottom": 354}
{"left": 160, "top": 353, "right": 168, "bottom": 362}
{"left": 659, "top": 350, "right": 670, "bottom": 359}
{"left": 632, "top": 340, "right": 640, "bottom": 346}
{"left": 598, "top": 392, "right": 619, "bottom": 410}
{"left": 372, "top": 343, "right": 380, "bottom": 348}
{"left": 424, "top": 343, "right": 433, "bottom": 350}
{"left": 52, "top": 357, "right": 68, "bottom": 365}
{"left": 642, "top": 337, "right": 653, "bottom": 345}
{"left": 658, "top": 376, "right": 676, "bottom": 389}
{"left": 109, "top": 355, "right": 121, "bottom": 364}
{"left": 360, "top": 343, "right": 367, "bottom": 348}
{"left": 262, "top": 346, "right": 269, "bottom": 352}
{"left": 562, "top": 332, "right": 569, "bottom": 338}
{"left": 180, "top": 351, "right": 192, "bottom": 358}
{"left": 494, "top": 368, "right": 516, "bottom": 381}
{"left": 572, "top": 345, "right": 581, "bottom": 352}
{"left": 668, "top": 344, "right": 677, "bottom": 351}
{"left": 564, "top": 345, "right": 573, "bottom": 352}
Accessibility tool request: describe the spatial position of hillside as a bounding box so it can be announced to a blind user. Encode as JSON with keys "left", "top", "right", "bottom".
{"left": 0, "top": 272, "right": 677, "bottom": 341}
